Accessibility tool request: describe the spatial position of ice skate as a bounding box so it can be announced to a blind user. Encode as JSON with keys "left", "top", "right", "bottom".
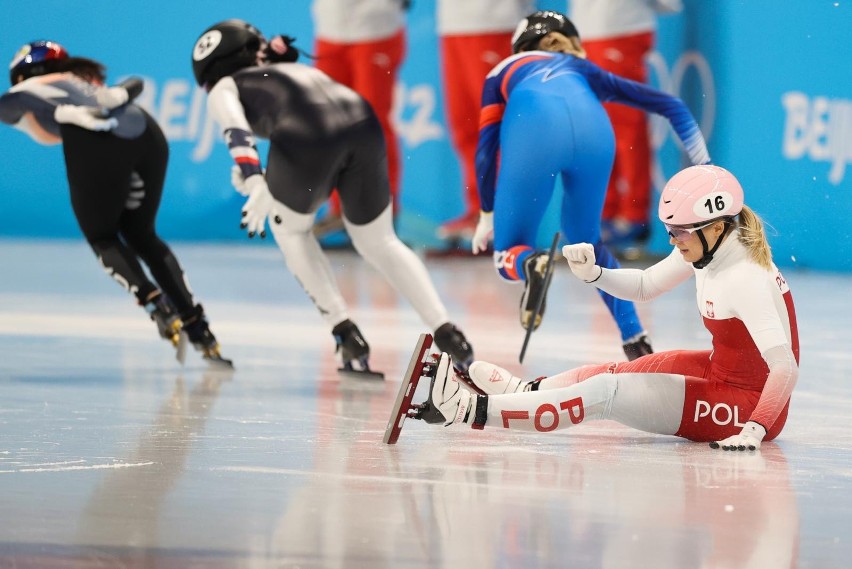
{"left": 468, "top": 361, "right": 530, "bottom": 395}
{"left": 181, "top": 304, "right": 233, "bottom": 368}
{"left": 333, "top": 319, "right": 384, "bottom": 380}
{"left": 623, "top": 334, "right": 653, "bottom": 361}
{"left": 518, "top": 232, "right": 560, "bottom": 363}
{"left": 144, "top": 292, "right": 182, "bottom": 352}
{"left": 520, "top": 252, "right": 550, "bottom": 331}
{"left": 433, "top": 322, "right": 474, "bottom": 372}
{"left": 384, "top": 335, "right": 484, "bottom": 445}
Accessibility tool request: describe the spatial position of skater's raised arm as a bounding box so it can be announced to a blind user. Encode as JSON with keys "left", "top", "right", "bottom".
{"left": 562, "top": 243, "right": 692, "bottom": 302}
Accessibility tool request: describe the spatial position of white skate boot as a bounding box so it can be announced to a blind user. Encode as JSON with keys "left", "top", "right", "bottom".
{"left": 418, "top": 352, "right": 477, "bottom": 426}
{"left": 384, "top": 337, "right": 487, "bottom": 445}
{"left": 468, "top": 361, "right": 532, "bottom": 395}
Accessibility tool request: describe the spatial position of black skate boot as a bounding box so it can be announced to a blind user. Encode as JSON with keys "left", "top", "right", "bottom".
{"left": 332, "top": 319, "right": 384, "bottom": 379}
{"left": 520, "top": 251, "right": 550, "bottom": 331}
{"left": 623, "top": 334, "right": 653, "bottom": 361}
{"left": 433, "top": 322, "right": 474, "bottom": 372}
{"left": 144, "top": 292, "right": 182, "bottom": 347}
{"left": 181, "top": 304, "right": 233, "bottom": 368}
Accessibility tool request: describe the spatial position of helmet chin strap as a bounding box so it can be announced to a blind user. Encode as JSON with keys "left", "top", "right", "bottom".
{"left": 693, "top": 221, "right": 733, "bottom": 269}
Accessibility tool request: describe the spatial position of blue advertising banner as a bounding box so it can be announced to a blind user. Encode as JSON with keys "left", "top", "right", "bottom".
{"left": 1, "top": 0, "right": 849, "bottom": 271}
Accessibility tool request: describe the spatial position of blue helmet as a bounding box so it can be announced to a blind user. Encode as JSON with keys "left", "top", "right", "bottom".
{"left": 9, "top": 40, "right": 69, "bottom": 85}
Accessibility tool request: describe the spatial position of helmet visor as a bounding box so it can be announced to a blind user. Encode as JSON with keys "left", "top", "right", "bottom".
{"left": 664, "top": 221, "right": 716, "bottom": 243}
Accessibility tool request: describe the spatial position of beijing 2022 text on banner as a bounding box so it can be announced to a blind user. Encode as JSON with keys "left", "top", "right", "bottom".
{"left": 0, "top": 0, "right": 848, "bottom": 270}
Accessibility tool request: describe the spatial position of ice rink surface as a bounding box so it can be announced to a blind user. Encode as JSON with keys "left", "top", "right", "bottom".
{"left": 0, "top": 240, "right": 849, "bottom": 568}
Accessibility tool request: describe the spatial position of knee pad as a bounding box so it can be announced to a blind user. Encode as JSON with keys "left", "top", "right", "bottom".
{"left": 493, "top": 245, "right": 533, "bottom": 282}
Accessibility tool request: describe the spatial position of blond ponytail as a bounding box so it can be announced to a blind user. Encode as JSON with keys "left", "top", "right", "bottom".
{"left": 735, "top": 205, "right": 773, "bottom": 269}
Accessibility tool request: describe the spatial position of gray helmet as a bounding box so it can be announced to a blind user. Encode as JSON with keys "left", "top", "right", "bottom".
{"left": 191, "top": 19, "right": 265, "bottom": 88}
{"left": 511, "top": 11, "right": 579, "bottom": 54}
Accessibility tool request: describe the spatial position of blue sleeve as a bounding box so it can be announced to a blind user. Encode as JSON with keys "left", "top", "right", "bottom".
{"left": 583, "top": 60, "right": 710, "bottom": 165}
{"left": 474, "top": 74, "right": 506, "bottom": 213}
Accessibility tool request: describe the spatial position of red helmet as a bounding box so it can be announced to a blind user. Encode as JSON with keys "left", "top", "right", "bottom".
{"left": 658, "top": 165, "right": 744, "bottom": 226}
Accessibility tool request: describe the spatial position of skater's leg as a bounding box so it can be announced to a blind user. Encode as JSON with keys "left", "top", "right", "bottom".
{"left": 344, "top": 205, "right": 448, "bottom": 331}
{"left": 267, "top": 201, "right": 349, "bottom": 327}
{"left": 64, "top": 150, "right": 159, "bottom": 304}
{"left": 479, "top": 371, "right": 685, "bottom": 435}
{"left": 470, "top": 350, "right": 710, "bottom": 395}
{"left": 119, "top": 165, "right": 195, "bottom": 314}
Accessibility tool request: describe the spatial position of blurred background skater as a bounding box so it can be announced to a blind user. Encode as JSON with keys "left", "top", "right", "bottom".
{"left": 434, "top": 0, "right": 535, "bottom": 250}
{"left": 0, "top": 41, "right": 230, "bottom": 365}
{"left": 192, "top": 20, "right": 474, "bottom": 373}
{"left": 569, "top": 0, "right": 683, "bottom": 259}
{"left": 424, "top": 165, "right": 799, "bottom": 454}
{"left": 310, "top": 0, "right": 408, "bottom": 239}
{"left": 471, "top": 10, "right": 709, "bottom": 360}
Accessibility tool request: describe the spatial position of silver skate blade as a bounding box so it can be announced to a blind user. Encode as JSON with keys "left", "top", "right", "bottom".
{"left": 176, "top": 331, "right": 188, "bottom": 365}
{"left": 338, "top": 368, "right": 385, "bottom": 380}
{"left": 383, "top": 333, "right": 434, "bottom": 445}
{"left": 519, "top": 231, "right": 560, "bottom": 364}
{"left": 205, "top": 354, "right": 234, "bottom": 369}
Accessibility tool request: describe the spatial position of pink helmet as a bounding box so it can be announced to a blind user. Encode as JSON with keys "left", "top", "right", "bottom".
{"left": 658, "top": 165, "right": 744, "bottom": 226}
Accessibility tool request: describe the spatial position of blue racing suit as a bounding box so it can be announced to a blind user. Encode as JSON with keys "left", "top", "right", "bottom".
{"left": 475, "top": 51, "right": 710, "bottom": 341}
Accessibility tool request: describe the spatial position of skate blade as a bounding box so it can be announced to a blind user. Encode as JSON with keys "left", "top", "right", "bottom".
{"left": 338, "top": 368, "right": 385, "bottom": 380}
{"left": 519, "top": 232, "right": 560, "bottom": 363}
{"left": 203, "top": 348, "right": 234, "bottom": 369}
{"left": 175, "top": 331, "right": 188, "bottom": 365}
{"left": 383, "top": 333, "right": 434, "bottom": 445}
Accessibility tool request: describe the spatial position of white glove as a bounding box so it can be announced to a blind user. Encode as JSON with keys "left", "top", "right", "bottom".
{"left": 562, "top": 243, "right": 602, "bottom": 282}
{"left": 231, "top": 165, "right": 250, "bottom": 196}
{"left": 710, "top": 421, "right": 766, "bottom": 451}
{"left": 240, "top": 175, "right": 275, "bottom": 238}
{"left": 95, "top": 86, "right": 129, "bottom": 110}
{"left": 54, "top": 105, "right": 118, "bottom": 131}
{"left": 471, "top": 211, "right": 494, "bottom": 254}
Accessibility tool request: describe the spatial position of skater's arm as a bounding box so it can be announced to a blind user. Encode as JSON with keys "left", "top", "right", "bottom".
{"left": 1, "top": 82, "right": 109, "bottom": 143}
{"left": 584, "top": 61, "right": 710, "bottom": 166}
{"left": 563, "top": 244, "right": 692, "bottom": 302}
{"left": 206, "top": 76, "right": 263, "bottom": 180}
{"left": 732, "top": 273, "right": 799, "bottom": 431}
{"left": 95, "top": 76, "right": 144, "bottom": 110}
{"left": 474, "top": 74, "right": 506, "bottom": 213}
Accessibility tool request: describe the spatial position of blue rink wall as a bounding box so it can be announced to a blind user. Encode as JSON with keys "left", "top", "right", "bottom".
{"left": 0, "top": 0, "right": 849, "bottom": 271}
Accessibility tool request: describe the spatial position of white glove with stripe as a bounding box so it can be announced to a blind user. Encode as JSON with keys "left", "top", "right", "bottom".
{"left": 562, "top": 243, "right": 602, "bottom": 283}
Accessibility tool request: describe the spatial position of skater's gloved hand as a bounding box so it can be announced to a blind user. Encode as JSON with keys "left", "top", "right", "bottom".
{"left": 240, "top": 175, "right": 275, "bottom": 238}
{"left": 230, "top": 165, "right": 251, "bottom": 196}
{"left": 471, "top": 211, "right": 494, "bottom": 254}
{"left": 54, "top": 104, "right": 118, "bottom": 132}
{"left": 95, "top": 86, "right": 129, "bottom": 110}
{"left": 710, "top": 421, "right": 766, "bottom": 451}
{"left": 562, "top": 243, "right": 602, "bottom": 283}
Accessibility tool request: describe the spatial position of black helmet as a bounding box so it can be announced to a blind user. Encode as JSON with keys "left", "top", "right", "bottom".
{"left": 9, "top": 40, "right": 68, "bottom": 85}
{"left": 191, "top": 19, "right": 265, "bottom": 88}
{"left": 511, "top": 11, "right": 579, "bottom": 54}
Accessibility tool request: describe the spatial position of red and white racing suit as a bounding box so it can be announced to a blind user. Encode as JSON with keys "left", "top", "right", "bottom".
{"left": 484, "top": 232, "right": 800, "bottom": 442}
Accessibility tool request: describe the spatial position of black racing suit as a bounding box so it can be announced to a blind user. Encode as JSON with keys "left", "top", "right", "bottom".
{"left": 0, "top": 72, "right": 196, "bottom": 313}
{"left": 212, "top": 63, "right": 391, "bottom": 224}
